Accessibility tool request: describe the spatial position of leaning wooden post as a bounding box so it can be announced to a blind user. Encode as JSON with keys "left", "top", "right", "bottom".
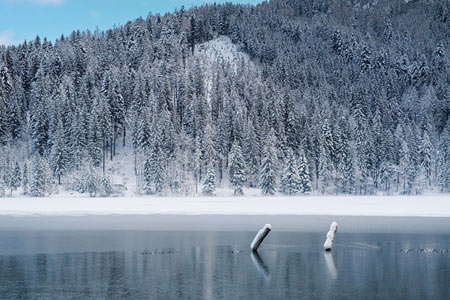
{"left": 251, "top": 224, "right": 272, "bottom": 251}
{"left": 324, "top": 222, "right": 338, "bottom": 251}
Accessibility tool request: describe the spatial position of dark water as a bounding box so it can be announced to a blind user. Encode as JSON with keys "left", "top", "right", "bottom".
{"left": 0, "top": 230, "right": 449, "bottom": 300}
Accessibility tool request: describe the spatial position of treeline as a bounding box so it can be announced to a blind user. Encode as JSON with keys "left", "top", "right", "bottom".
{"left": 0, "top": 0, "right": 449, "bottom": 197}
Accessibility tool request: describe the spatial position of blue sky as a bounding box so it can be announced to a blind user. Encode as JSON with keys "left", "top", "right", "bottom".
{"left": 0, "top": 0, "right": 262, "bottom": 46}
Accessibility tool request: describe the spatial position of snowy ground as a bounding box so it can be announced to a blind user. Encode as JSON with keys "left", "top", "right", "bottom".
{"left": 1, "top": 194, "right": 449, "bottom": 217}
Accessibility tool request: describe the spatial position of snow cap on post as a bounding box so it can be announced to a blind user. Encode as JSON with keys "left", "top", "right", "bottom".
{"left": 251, "top": 224, "right": 272, "bottom": 251}
{"left": 324, "top": 222, "right": 338, "bottom": 251}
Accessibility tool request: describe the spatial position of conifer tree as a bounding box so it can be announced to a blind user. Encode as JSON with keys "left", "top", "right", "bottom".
{"left": 143, "top": 156, "right": 152, "bottom": 194}
{"left": 49, "top": 120, "right": 68, "bottom": 185}
{"left": 88, "top": 113, "right": 102, "bottom": 167}
{"left": 298, "top": 149, "right": 312, "bottom": 194}
{"left": 419, "top": 129, "right": 434, "bottom": 188}
{"left": 0, "top": 177, "right": 5, "bottom": 197}
{"left": 399, "top": 140, "right": 410, "bottom": 194}
{"left": 202, "top": 161, "right": 216, "bottom": 196}
{"left": 228, "top": 140, "right": 246, "bottom": 195}
{"left": 30, "top": 155, "right": 45, "bottom": 197}
{"left": 281, "top": 149, "right": 301, "bottom": 195}
{"left": 437, "top": 123, "right": 450, "bottom": 192}
{"left": 82, "top": 164, "right": 98, "bottom": 197}
{"left": 9, "top": 161, "right": 21, "bottom": 195}
{"left": 260, "top": 129, "right": 277, "bottom": 195}
{"left": 151, "top": 135, "right": 166, "bottom": 194}
{"left": 244, "top": 122, "right": 260, "bottom": 188}
{"left": 99, "top": 176, "right": 113, "bottom": 197}
{"left": 22, "top": 163, "right": 28, "bottom": 195}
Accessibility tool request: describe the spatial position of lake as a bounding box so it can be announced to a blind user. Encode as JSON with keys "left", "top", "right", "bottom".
{"left": 0, "top": 215, "right": 449, "bottom": 299}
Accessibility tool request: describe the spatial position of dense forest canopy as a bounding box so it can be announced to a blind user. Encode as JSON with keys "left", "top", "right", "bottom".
{"left": 0, "top": 0, "right": 449, "bottom": 197}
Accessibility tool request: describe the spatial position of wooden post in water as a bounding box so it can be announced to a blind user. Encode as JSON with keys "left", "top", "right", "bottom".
{"left": 324, "top": 222, "right": 338, "bottom": 251}
{"left": 251, "top": 224, "right": 272, "bottom": 251}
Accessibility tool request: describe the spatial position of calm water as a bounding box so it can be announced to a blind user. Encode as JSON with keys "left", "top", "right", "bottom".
{"left": 0, "top": 229, "right": 449, "bottom": 300}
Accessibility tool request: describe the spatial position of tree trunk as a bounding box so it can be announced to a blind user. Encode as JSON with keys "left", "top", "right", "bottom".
{"left": 123, "top": 126, "right": 126, "bottom": 147}
{"left": 103, "top": 136, "right": 106, "bottom": 174}
{"left": 113, "top": 126, "right": 117, "bottom": 157}
{"left": 110, "top": 137, "right": 113, "bottom": 161}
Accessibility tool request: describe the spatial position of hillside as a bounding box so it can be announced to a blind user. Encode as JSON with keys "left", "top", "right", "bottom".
{"left": 0, "top": 0, "right": 449, "bottom": 197}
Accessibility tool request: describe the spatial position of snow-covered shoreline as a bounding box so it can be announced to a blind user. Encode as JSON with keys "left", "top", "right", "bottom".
{"left": 1, "top": 195, "right": 449, "bottom": 217}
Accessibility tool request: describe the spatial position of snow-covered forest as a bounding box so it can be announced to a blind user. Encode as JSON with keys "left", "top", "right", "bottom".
{"left": 0, "top": 0, "right": 449, "bottom": 197}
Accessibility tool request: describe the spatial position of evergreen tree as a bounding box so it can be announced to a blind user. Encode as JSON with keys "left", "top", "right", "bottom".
{"left": 228, "top": 140, "right": 246, "bottom": 195}
{"left": 339, "top": 138, "right": 355, "bottom": 194}
{"left": 399, "top": 139, "right": 410, "bottom": 194}
{"left": 22, "top": 163, "right": 29, "bottom": 195}
{"left": 298, "top": 149, "right": 312, "bottom": 194}
{"left": 99, "top": 176, "right": 113, "bottom": 197}
{"left": 81, "top": 164, "right": 98, "bottom": 197}
{"left": 142, "top": 156, "right": 152, "bottom": 194}
{"left": 280, "top": 149, "right": 301, "bottom": 195}
{"left": 260, "top": 130, "right": 278, "bottom": 195}
{"left": 151, "top": 134, "right": 166, "bottom": 194}
{"left": 30, "top": 155, "right": 45, "bottom": 197}
{"left": 437, "top": 123, "right": 450, "bottom": 192}
{"left": 88, "top": 113, "right": 102, "bottom": 167}
{"left": 10, "top": 162, "right": 21, "bottom": 195}
{"left": 49, "top": 120, "right": 68, "bottom": 185}
{"left": 0, "top": 177, "right": 5, "bottom": 197}
{"left": 244, "top": 122, "right": 260, "bottom": 188}
{"left": 202, "top": 161, "right": 216, "bottom": 196}
{"left": 318, "top": 119, "right": 334, "bottom": 194}
{"left": 419, "top": 128, "right": 434, "bottom": 188}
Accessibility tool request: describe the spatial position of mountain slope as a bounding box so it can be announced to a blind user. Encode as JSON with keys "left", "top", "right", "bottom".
{"left": 0, "top": 0, "right": 449, "bottom": 197}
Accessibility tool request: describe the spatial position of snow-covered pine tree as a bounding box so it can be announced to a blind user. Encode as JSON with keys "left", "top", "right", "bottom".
{"left": 142, "top": 156, "right": 152, "bottom": 194}
{"left": 283, "top": 92, "right": 299, "bottom": 151}
{"left": 151, "top": 134, "right": 166, "bottom": 194}
{"left": 99, "top": 176, "right": 113, "bottom": 197}
{"left": 318, "top": 143, "right": 333, "bottom": 194}
{"left": 338, "top": 133, "right": 355, "bottom": 194}
{"left": 83, "top": 164, "right": 98, "bottom": 197}
{"left": 22, "top": 163, "right": 28, "bottom": 195}
{"left": 419, "top": 127, "right": 434, "bottom": 189}
{"left": 30, "top": 155, "right": 45, "bottom": 197}
{"left": 88, "top": 113, "right": 102, "bottom": 168}
{"left": 280, "top": 149, "right": 301, "bottom": 195}
{"left": 192, "top": 136, "right": 201, "bottom": 194}
{"left": 98, "top": 94, "right": 112, "bottom": 172}
{"left": 9, "top": 161, "right": 21, "bottom": 195}
{"left": 49, "top": 119, "right": 68, "bottom": 185}
{"left": 202, "top": 161, "right": 216, "bottom": 196}
{"left": 260, "top": 129, "right": 278, "bottom": 195}
{"left": 318, "top": 118, "right": 334, "bottom": 194}
{"left": 228, "top": 140, "right": 246, "bottom": 195}
{"left": 67, "top": 109, "right": 86, "bottom": 170}
{"left": 399, "top": 139, "right": 410, "bottom": 194}
{"left": 298, "top": 149, "right": 312, "bottom": 194}
{"left": 244, "top": 121, "right": 260, "bottom": 188}
{"left": 437, "top": 123, "right": 450, "bottom": 192}
{"left": 202, "top": 123, "right": 217, "bottom": 170}
{"left": 137, "top": 113, "right": 152, "bottom": 152}
{"left": 405, "top": 126, "right": 419, "bottom": 194}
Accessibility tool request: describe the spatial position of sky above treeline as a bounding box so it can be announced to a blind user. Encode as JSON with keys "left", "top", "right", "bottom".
{"left": 0, "top": 0, "right": 262, "bottom": 46}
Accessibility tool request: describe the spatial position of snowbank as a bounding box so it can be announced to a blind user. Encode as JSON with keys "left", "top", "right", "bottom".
{"left": 0, "top": 195, "right": 449, "bottom": 217}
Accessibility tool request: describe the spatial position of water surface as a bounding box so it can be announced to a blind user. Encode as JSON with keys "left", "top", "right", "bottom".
{"left": 0, "top": 228, "right": 449, "bottom": 299}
